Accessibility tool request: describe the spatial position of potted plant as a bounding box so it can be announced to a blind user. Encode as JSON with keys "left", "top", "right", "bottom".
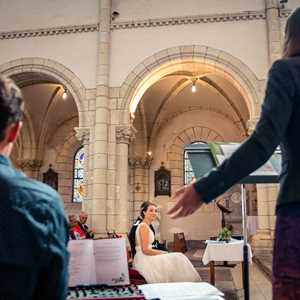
{"left": 217, "top": 227, "right": 232, "bottom": 243}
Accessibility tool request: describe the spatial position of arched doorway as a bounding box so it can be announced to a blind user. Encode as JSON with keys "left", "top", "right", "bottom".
{"left": 124, "top": 46, "right": 260, "bottom": 241}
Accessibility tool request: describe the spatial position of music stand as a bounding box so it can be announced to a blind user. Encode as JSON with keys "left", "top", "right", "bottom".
{"left": 209, "top": 143, "right": 281, "bottom": 300}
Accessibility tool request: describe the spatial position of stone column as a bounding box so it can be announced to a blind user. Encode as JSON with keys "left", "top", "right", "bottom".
{"left": 115, "top": 125, "right": 136, "bottom": 233}
{"left": 265, "top": 0, "right": 282, "bottom": 65}
{"left": 91, "top": 0, "right": 111, "bottom": 234}
{"left": 74, "top": 127, "right": 90, "bottom": 211}
{"left": 247, "top": 118, "right": 275, "bottom": 253}
{"left": 128, "top": 155, "right": 153, "bottom": 221}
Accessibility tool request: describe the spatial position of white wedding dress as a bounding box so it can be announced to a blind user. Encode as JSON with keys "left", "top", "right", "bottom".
{"left": 133, "top": 223, "right": 201, "bottom": 283}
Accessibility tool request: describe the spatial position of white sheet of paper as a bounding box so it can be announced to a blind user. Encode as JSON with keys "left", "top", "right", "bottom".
{"left": 94, "top": 238, "right": 130, "bottom": 286}
{"left": 68, "top": 240, "right": 96, "bottom": 286}
{"left": 138, "top": 282, "right": 224, "bottom": 300}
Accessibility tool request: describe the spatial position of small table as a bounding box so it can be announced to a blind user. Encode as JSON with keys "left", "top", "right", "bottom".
{"left": 202, "top": 239, "right": 252, "bottom": 285}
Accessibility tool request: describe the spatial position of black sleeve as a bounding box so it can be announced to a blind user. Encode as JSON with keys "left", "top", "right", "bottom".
{"left": 194, "top": 59, "right": 296, "bottom": 203}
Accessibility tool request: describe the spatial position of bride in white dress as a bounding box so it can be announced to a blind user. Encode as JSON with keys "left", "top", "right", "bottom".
{"left": 132, "top": 201, "right": 201, "bottom": 283}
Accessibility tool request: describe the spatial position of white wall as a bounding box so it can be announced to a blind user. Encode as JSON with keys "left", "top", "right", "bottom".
{"left": 110, "top": 20, "right": 269, "bottom": 86}
{"left": 112, "top": 0, "right": 265, "bottom": 21}
{"left": 0, "top": 0, "right": 99, "bottom": 31}
{"left": 149, "top": 110, "right": 243, "bottom": 240}
{"left": 0, "top": 33, "right": 98, "bottom": 89}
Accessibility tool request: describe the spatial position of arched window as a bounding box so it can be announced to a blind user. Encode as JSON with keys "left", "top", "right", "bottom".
{"left": 184, "top": 142, "right": 215, "bottom": 185}
{"left": 72, "top": 147, "right": 85, "bottom": 203}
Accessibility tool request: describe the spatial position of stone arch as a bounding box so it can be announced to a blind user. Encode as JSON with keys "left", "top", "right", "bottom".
{"left": 120, "top": 45, "right": 261, "bottom": 124}
{"left": 0, "top": 57, "right": 87, "bottom": 127}
{"left": 166, "top": 126, "right": 223, "bottom": 190}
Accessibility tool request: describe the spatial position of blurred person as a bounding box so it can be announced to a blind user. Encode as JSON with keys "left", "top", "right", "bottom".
{"left": 0, "top": 76, "right": 69, "bottom": 300}
{"left": 69, "top": 214, "right": 83, "bottom": 240}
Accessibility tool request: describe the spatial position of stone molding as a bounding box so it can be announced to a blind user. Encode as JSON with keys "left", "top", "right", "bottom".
{"left": 116, "top": 125, "right": 137, "bottom": 144}
{"left": 128, "top": 155, "right": 153, "bottom": 169}
{"left": 0, "top": 23, "right": 99, "bottom": 40}
{"left": 16, "top": 159, "right": 43, "bottom": 170}
{"left": 74, "top": 127, "right": 90, "bottom": 145}
{"left": 0, "top": 9, "right": 291, "bottom": 40}
{"left": 111, "top": 10, "right": 266, "bottom": 30}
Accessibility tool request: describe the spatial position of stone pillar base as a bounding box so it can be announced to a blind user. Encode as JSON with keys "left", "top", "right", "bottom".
{"left": 250, "top": 230, "right": 273, "bottom": 255}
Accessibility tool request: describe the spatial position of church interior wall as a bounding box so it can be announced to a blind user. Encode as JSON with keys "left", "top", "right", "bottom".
{"left": 147, "top": 109, "right": 244, "bottom": 240}
{"left": 0, "top": 33, "right": 98, "bottom": 89}
{"left": 112, "top": 0, "right": 265, "bottom": 21}
{"left": 110, "top": 20, "right": 269, "bottom": 87}
{"left": 0, "top": 0, "right": 99, "bottom": 32}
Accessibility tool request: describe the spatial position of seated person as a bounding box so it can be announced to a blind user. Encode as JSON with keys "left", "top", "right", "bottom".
{"left": 77, "top": 211, "right": 94, "bottom": 239}
{"left": 68, "top": 214, "right": 85, "bottom": 240}
{"left": 128, "top": 206, "right": 166, "bottom": 258}
{"left": 131, "top": 201, "right": 201, "bottom": 283}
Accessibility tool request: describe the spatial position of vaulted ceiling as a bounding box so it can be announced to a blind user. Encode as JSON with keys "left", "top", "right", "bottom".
{"left": 139, "top": 72, "right": 249, "bottom": 141}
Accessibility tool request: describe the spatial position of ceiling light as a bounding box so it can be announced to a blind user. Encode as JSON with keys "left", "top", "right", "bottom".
{"left": 191, "top": 82, "right": 197, "bottom": 93}
{"left": 62, "top": 89, "right": 67, "bottom": 100}
{"left": 147, "top": 151, "right": 152, "bottom": 156}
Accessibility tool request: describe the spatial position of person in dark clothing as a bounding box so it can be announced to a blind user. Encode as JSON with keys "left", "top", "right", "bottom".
{"left": 78, "top": 211, "right": 94, "bottom": 239}
{"left": 0, "top": 76, "right": 69, "bottom": 300}
{"left": 169, "top": 7, "right": 300, "bottom": 300}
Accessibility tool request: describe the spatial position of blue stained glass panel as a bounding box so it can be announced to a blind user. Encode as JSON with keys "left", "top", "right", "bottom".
{"left": 73, "top": 147, "right": 85, "bottom": 203}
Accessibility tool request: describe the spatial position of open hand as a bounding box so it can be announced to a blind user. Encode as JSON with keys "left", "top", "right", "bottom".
{"left": 168, "top": 184, "right": 204, "bottom": 219}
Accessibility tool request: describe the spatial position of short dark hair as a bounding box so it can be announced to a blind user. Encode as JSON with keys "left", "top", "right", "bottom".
{"left": 283, "top": 7, "right": 300, "bottom": 58}
{"left": 0, "top": 76, "right": 23, "bottom": 141}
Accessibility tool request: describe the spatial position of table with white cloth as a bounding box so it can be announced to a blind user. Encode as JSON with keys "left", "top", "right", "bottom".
{"left": 202, "top": 239, "right": 253, "bottom": 285}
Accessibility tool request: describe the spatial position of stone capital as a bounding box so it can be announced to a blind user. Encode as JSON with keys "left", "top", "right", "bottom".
{"left": 16, "top": 159, "right": 43, "bottom": 171}
{"left": 74, "top": 127, "right": 90, "bottom": 145}
{"left": 128, "top": 155, "right": 153, "bottom": 169}
{"left": 116, "top": 125, "right": 137, "bottom": 144}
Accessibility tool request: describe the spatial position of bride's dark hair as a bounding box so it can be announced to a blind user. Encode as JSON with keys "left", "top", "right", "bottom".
{"left": 140, "top": 201, "right": 157, "bottom": 219}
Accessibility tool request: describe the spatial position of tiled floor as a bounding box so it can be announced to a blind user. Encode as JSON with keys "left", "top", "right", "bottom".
{"left": 185, "top": 248, "right": 272, "bottom": 299}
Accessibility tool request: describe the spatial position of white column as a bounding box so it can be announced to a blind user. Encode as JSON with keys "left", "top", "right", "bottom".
{"left": 115, "top": 125, "right": 136, "bottom": 233}
{"left": 91, "top": 0, "right": 111, "bottom": 234}
{"left": 265, "top": 0, "right": 282, "bottom": 64}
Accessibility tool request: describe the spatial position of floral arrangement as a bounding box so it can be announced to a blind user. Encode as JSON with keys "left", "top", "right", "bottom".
{"left": 217, "top": 227, "right": 232, "bottom": 242}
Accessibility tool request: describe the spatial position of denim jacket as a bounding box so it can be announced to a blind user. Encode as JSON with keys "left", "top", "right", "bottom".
{"left": 0, "top": 155, "right": 69, "bottom": 300}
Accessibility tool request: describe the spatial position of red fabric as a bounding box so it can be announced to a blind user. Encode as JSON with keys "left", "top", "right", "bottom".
{"left": 71, "top": 224, "right": 86, "bottom": 239}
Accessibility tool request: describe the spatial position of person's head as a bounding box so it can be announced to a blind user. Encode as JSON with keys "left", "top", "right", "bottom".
{"left": 283, "top": 7, "right": 300, "bottom": 58}
{"left": 79, "top": 211, "right": 88, "bottom": 224}
{"left": 68, "top": 214, "right": 78, "bottom": 228}
{"left": 140, "top": 201, "right": 157, "bottom": 223}
{"left": 0, "top": 77, "right": 23, "bottom": 156}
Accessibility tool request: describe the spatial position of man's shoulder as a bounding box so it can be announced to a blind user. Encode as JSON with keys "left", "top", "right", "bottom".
{"left": 0, "top": 166, "right": 63, "bottom": 212}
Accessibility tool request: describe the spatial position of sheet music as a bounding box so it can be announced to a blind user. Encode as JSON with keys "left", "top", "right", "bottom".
{"left": 68, "top": 238, "right": 129, "bottom": 286}
{"left": 94, "top": 238, "right": 130, "bottom": 286}
{"left": 139, "top": 282, "right": 224, "bottom": 300}
{"left": 68, "top": 240, "right": 96, "bottom": 286}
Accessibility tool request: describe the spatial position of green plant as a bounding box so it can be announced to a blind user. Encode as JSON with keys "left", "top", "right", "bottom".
{"left": 218, "top": 227, "right": 232, "bottom": 242}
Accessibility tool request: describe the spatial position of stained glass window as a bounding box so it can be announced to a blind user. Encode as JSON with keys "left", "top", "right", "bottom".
{"left": 73, "top": 147, "right": 85, "bottom": 203}
{"left": 184, "top": 142, "right": 215, "bottom": 184}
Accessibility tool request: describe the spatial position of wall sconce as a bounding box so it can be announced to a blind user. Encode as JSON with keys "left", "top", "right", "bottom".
{"left": 135, "top": 182, "right": 141, "bottom": 192}
{"left": 147, "top": 151, "right": 152, "bottom": 156}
